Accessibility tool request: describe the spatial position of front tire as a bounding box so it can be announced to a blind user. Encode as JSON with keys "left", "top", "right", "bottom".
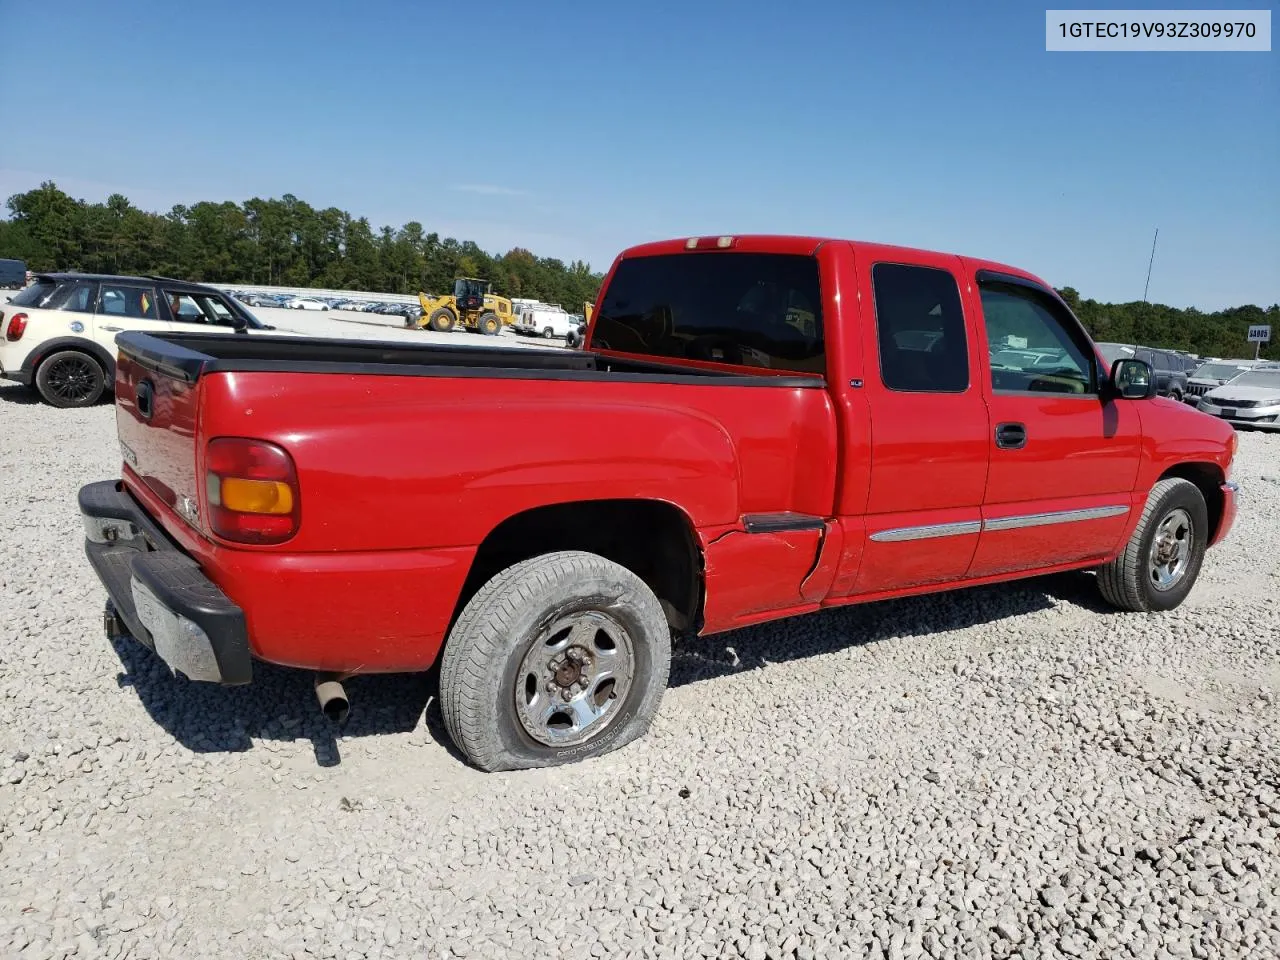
{"left": 428, "top": 307, "right": 456, "bottom": 333}
{"left": 440, "top": 551, "right": 672, "bottom": 772}
{"left": 35, "top": 350, "right": 107, "bottom": 408}
{"left": 1097, "top": 477, "right": 1208, "bottom": 612}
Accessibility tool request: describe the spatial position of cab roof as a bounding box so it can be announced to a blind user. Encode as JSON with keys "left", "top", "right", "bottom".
{"left": 34, "top": 272, "right": 224, "bottom": 294}
{"left": 615, "top": 234, "right": 1052, "bottom": 291}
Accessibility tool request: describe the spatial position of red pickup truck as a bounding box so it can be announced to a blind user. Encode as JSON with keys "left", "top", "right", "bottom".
{"left": 80, "top": 235, "right": 1239, "bottom": 771}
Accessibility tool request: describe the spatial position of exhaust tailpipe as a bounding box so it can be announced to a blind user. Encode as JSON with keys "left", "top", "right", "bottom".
{"left": 314, "top": 674, "right": 350, "bottom": 726}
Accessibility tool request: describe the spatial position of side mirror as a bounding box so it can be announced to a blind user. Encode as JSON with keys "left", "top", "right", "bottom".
{"left": 1110, "top": 358, "right": 1156, "bottom": 399}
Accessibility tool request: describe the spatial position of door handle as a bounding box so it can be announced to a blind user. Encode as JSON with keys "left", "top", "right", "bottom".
{"left": 100, "top": 325, "right": 122, "bottom": 332}
{"left": 995, "top": 422, "right": 1026, "bottom": 449}
{"left": 136, "top": 379, "right": 154, "bottom": 420}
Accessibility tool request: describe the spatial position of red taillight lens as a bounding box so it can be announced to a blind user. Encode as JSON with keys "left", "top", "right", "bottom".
{"left": 4, "top": 312, "right": 28, "bottom": 342}
{"left": 205, "top": 438, "right": 300, "bottom": 544}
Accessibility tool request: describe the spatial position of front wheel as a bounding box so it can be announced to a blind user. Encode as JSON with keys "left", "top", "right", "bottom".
{"left": 439, "top": 551, "right": 672, "bottom": 771}
{"left": 1096, "top": 477, "right": 1208, "bottom": 612}
{"left": 35, "top": 350, "right": 107, "bottom": 408}
{"left": 428, "top": 307, "right": 456, "bottom": 333}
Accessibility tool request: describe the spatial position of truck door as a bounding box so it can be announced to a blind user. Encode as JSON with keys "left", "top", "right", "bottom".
{"left": 827, "top": 248, "right": 991, "bottom": 598}
{"left": 966, "top": 270, "right": 1142, "bottom": 577}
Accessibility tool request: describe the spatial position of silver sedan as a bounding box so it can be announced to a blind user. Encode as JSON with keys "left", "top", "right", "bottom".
{"left": 1197, "top": 367, "right": 1280, "bottom": 430}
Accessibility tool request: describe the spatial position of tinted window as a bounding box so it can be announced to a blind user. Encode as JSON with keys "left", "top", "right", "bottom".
{"left": 8, "top": 279, "right": 57, "bottom": 307}
{"left": 99, "top": 284, "right": 159, "bottom": 319}
{"left": 10, "top": 278, "right": 97, "bottom": 312}
{"left": 592, "top": 252, "right": 824, "bottom": 374}
{"left": 871, "top": 263, "right": 968, "bottom": 393}
{"left": 979, "top": 280, "right": 1094, "bottom": 395}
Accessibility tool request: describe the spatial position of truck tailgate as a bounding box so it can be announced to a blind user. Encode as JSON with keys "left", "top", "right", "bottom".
{"left": 115, "top": 347, "right": 202, "bottom": 530}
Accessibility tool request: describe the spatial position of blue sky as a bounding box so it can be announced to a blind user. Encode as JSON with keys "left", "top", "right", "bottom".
{"left": 2, "top": 0, "right": 1276, "bottom": 309}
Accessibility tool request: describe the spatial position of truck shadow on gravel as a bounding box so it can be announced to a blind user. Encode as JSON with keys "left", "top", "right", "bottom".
{"left": 109, "top": 636, "right": 445, "bottom": 767}
{"left": 108, "top": 570, "right": 1107, "bottom": 766}
{"left": 667, "top": 570, "right": 1109, "bottom": 687}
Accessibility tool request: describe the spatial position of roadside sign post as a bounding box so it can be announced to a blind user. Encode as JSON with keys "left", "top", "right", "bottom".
{"left": 1247, "top": 324, "right": 1271, "bottom": 360}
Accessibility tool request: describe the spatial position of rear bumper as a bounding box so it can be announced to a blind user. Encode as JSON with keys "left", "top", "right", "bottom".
{"left": 1211, "top": 480, "right": 1239, "bottom": 547}
{"left": 79, "top": 479, "right": 252, "bottom": 684}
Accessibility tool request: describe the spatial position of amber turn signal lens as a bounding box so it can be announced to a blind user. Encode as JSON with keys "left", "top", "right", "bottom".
{"left": 218, "top": 477, "right": 294, "bottom": 515}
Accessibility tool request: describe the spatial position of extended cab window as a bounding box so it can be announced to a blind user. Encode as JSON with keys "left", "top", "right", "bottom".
{"left": 979, "top": 280, "right": 1095, "bottom": 395}
{"left": 592, "top": 252, "right": 824, "bottom": 374}
{"left": 871, "top": 263, "right": 968, "bottom": 392}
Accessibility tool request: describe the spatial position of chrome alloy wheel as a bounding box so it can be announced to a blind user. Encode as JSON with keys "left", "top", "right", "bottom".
{"left": 1149, "top": 507, "right": 1193, "bottom": 591}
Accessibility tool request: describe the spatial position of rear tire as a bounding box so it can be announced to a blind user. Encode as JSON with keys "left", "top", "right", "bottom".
{"left": 1097, "top": 477, "right": 1208, "bottom": 612}
{"left": 440, "top": 551, "right": 672, "bottom": 772}
{"left": 477, "top": 312, "right": 501, "bottom": 336}
{"left": 543, "top": 327, "right": 554, "bottom": 339}
{"left": 35, "top": 350, "right": 106, "bottom": 408}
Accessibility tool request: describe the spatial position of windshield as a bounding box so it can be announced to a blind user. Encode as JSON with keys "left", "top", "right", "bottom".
{"left": 593, "top": 252, "right": 825, "bottom": 374}
{"left": 1194, "top": 362, "right": 1251, "bottom": 380}
{"left": 1223, "top": 371, "right": 1280, "bottom": 389}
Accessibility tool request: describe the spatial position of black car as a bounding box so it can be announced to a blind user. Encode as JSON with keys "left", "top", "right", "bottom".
{"left": 1096, "top": 342, "right": 1189, "bottom": 402}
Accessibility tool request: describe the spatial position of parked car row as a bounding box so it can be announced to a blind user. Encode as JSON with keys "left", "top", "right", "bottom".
{"left": 1191, "top": 361, "right": 1280, "bottom": 431}
{"left": 229, "top": 290, "right": 422, "bottom": 323}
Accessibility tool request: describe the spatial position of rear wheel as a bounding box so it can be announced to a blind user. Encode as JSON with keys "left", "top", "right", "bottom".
{"left": 440, "top": 551, "right": 672, "bottom": 771}
{"left": 1097, "top": 477, "right": 1208, "bottom": 612}
{"left": 477, "top": 311, "right": 501, "bottom": 336}
{"left": 428, "top": 307, "right": 457, "bottom": 333}
{"left": 35, "top": 350, "right": 106, "bottom": 408}
{"left": 543, "top": 327, "right": 555, "bottom": 339}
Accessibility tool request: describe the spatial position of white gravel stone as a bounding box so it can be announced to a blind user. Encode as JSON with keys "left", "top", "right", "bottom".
{"left": 1, "top": 385, "right": 1278, "bottom": 960}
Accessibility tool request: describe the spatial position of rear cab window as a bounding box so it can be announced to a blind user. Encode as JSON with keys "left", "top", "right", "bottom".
{"left": 592, "top": 252, "right": 825, "bottom": 374}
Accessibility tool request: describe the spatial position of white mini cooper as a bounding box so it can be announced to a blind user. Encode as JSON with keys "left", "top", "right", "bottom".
{"left": 1, "top": 273, "right": 277, "bottom": 407}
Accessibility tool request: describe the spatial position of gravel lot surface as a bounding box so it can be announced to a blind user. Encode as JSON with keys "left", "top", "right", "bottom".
{"left": 1, "top": 385, "right": 1277, "bottom": 960}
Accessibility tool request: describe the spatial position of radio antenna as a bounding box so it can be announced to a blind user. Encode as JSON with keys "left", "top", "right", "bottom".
{"left": 1142, "top": 227, "right": 1158, "bottom": 304}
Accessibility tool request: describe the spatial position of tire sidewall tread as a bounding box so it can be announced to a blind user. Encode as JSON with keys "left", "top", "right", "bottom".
{"left": 440, "top": 551, "right": 671, "bottom": 772}
{"left": 35, "top": 349, "right": 106, "bottom": 408}
{"left": 1098, "top": 477, "right": 1208, "bottom": 613}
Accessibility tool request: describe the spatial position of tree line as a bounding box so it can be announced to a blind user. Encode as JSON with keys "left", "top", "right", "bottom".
{"left": 1, "top": 181, "right": 1275, "bottom": 360}
{"left": 0, "top": 182, "right": 602, "bottom": 312}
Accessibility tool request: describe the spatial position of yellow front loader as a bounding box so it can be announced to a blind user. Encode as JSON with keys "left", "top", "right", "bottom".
{"left": 413, "top": 277, "right": 514, "bottom": 336}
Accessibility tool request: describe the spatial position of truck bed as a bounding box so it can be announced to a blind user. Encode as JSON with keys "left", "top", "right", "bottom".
{"left": 118, "top": 331, "right": 827, "bottom": 388}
